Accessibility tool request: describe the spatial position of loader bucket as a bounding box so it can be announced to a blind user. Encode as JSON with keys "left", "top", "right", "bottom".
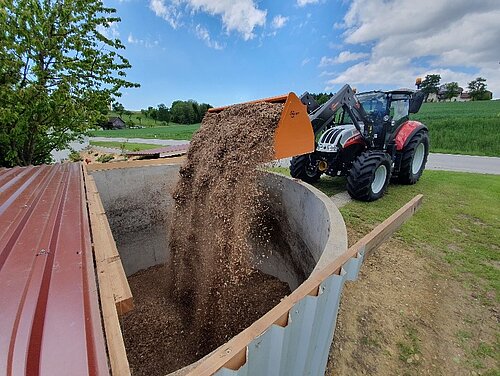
{"left": 208, "top": 92, "right": 315, "bottom": 160}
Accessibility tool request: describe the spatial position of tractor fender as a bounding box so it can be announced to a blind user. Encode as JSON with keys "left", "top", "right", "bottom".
{"left": 394, "top": 120, "right": 428, "bottom": 151}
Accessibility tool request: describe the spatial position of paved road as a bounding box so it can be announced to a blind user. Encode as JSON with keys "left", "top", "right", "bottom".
{"left": 90, "top": 137, "right": 500, "bottom": 175}
{"left": 426, "top": 153, "right": 500, "bottom": 175}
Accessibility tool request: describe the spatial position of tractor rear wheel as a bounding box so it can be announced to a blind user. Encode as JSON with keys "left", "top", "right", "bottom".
{"left": 290, "top": 154, "right": 321, "bottom": 183}
{"left": 347, "top": 151, "right": 392, "bottom": 201}
{"left": 397, "top": 131, "right": 429, "bottom": 184}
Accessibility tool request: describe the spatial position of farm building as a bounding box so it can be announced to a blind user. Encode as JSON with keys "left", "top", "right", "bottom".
{"left": 102, "top": 117, "right": 126, "bottom": 130}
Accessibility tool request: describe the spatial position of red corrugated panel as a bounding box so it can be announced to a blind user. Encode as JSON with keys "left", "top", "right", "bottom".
{"left": 0, "top": 164, "right": 109, "bottom": 376}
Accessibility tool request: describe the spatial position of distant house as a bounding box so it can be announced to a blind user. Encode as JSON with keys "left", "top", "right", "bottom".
{"left": 102, "top": 117, "right": 126, "bottom": 130}
{"left": 457, "top": 92, "right": 471, "bottom": 102}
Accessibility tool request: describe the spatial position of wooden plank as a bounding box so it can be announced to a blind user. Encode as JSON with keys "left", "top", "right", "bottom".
{"left": 84, "top": 172, "right": 133, "bottom": 312}
{"left": 94, "top": 257, "right": 131, "bottom": 376}
{"left": 82, "top": 164, "right": 132, "bottom": 376}
{"left": 188, "top": 194, "right": 423, "bottom": 376}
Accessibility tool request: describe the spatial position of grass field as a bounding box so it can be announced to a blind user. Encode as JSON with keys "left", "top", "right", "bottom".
{"left": 89, "top": 141, "right": 160, "bottom": 151}
{"left": 91, "top": 123, "right": 200, "bottom": 140}
{"left": 413, "top": 100, "right": 500, "bottom": 156}
{"left": 107, "top": 111, "right": 172, "bottom": 128}
{"left": 93, "top": 101, "right": 500, "bottom": 157}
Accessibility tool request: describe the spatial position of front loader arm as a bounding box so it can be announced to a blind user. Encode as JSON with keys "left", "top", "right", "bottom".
{"left": 301, "top": 85, "right": 373, "bottom": 143}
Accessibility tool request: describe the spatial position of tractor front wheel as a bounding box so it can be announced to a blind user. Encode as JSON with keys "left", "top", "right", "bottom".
{"left": 397, "top": 131, "right": 429, "bottom": 184}
{"left": 290, "top": 154, "right": 322, "bottom": 183}
{"left": 347, "top": 151, "right": 392, "bottom": 201}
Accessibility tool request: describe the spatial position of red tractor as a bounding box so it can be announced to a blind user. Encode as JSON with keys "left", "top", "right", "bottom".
{"left": 290, "top": 85, "right": 429, "bottom": 201}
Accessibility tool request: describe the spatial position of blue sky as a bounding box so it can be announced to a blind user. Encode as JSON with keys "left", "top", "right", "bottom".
{"left": 105, "top": 0, "right": 500, "bottom": 110}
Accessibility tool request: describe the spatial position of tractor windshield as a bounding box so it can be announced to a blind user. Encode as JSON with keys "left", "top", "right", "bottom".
{"left": 389, "top": 94, "right": 410, "bottom": 123}
{"left": 357, "top": 92, "right": 388, "bottom": 118}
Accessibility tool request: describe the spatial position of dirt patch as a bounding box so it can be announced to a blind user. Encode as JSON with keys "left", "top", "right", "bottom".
{"left": 326, "top": 229, "right": 499, "bottom": 376}
{"left": 121, "top": 264, "right": 290, "bottom": 376}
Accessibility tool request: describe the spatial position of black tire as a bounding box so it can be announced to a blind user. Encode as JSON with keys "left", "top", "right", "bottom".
{"left": 289, "top": 154, "right": 321, "bottom": 183}
{"left": 397, "top": 131, "right": 429, "bottom": 184}
{"left": 347, "top": 151, "right": 392, "bottom": 201}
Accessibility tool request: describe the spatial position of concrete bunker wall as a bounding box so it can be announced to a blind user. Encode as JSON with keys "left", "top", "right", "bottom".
{"left": 90, "top": 164, "right": 347, "bottom": 290}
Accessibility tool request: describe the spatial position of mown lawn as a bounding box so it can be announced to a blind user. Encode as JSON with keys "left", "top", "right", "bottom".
{"left": 413, "top": 100, "right": 500, "bottom": 156}
{"left": 90, "top": 123, "right": 200, "bottom": 140}
{"left": 89, "top": 141, "right": 160, "bottom": 151}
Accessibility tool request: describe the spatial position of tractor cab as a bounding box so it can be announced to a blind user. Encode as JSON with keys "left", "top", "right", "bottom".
{"left": 356, "top": 89, "right": 424, "bottom": 147}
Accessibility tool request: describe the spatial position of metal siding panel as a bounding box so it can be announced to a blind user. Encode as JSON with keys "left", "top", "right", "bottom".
{"left": 247, "top": 325, "right": 285, "bottom": 376}
{"left": 343, "top": 249, "right": 365, "bottom": 281}
{"left": 305, "top": 271, "right": 347, "bottom": 376}
{"left": 281, "top": 295, "right": 319, "bottom": 376}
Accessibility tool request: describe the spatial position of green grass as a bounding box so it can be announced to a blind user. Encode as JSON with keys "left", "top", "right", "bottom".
{"left": 412, "top": 100, "right": 500, "bottom": 156}
{"left": 267, "top": 167, "right": 346, "bottom": 197}
{"left": 90, "top": 123, "right": 200, "bottom": 140}
{"left": 397, "top": 324, "right": 421, "bottom": 364}
{"left": 107, "top": 111, "right": 171, "bottom": 128}
{"left": 269, "top": 167, "right": 500, "bottom": 302}
{"left": 337, "top": 170, "right": 500, "bottom": 302}
{"left": 90, "top": 141, "right": 160, "bottom": 151}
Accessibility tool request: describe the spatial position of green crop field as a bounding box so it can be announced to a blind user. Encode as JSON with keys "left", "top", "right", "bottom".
{"left": 89, "top": 141, "right": 161, "bottom": 151}
{"left": 412, "top": 100, "right": 500, "bottom": 156}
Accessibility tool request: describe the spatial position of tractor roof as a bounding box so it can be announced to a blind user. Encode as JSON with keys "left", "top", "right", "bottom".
{"left": 358, "top": 88, "right": 416, "bottom": 96}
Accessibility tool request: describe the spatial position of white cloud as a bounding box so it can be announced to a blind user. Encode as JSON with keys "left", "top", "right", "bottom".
{"left": 149, "top": 0, "right": 183, "bottom": 29}
{"left": 324, "top": 0, "right": 500, "bottom": 96}
{"left": 127, "top": 32, "right": 159, "bottom": 48}
{"left": 271, "top": 15, "right": 288, "bottom": 29}
{"left": 149, "top": 0, "right": 266, "bottom": 40}
{"left": 195, "top": 24, "right": 223, "bottom": 50}
{"left": 127, "top": 33, "right": 138, "bottom": 44}
{"left": 301, "top": 57, "right": 311, "bottom": 66}
{"left": 297, "top": 0, "right": 319, "bottom": 7}
{"left": 318, "top": 56, "right": 335, "bottom": 67}
{"left": 97, "top": 22, "right": 120, "bottom": 40}
{"left": 319, "top": 51, "right": 369, "bottom": 66}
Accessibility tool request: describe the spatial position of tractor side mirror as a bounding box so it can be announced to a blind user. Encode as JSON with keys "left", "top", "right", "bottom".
{"left": 409, "top": 91, "right": 425, "bottom": 113}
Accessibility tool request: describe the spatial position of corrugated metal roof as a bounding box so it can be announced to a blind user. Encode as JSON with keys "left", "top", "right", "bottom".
{"left": 0, "top": 164, "right": 109, "bottom": 376}
{"left": 125, "top": 144, "right": 189, "bottom": 157}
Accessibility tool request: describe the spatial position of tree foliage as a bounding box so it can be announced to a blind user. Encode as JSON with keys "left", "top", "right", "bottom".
{"left": 140, "top": 100, "right": 212, "bottom": 125}
{"left": 420, "top": 74, "right": 441, "bottom": 101}
{"left": 0, "top": 0, "right": 138, "bottom": 167}
{"left": 468, "top": 77, "right": 488, "bottom": 101}
{"left": 443, "top": 82, "right": 460, "bottom": 101}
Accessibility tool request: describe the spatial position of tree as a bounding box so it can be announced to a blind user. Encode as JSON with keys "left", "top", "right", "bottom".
{"left": 157, "top": 103, "right": 170, "bottom": 123}
{"left": 420, "top": 74, "right": 441, "bottom": 101}
{"left": 468, "top": 77, "right": 488, "bottom": 101}
{"left": 171, "top": 101, "right": 196, "bottom": 124}
{"left": 443, "top": 82, "right": 460, "bottom": 101}
{"left": 113, "top": 102, "right": 125, "bottom": 117}
{"left": 0, "top": 0, "right": 138, "bottom": 167}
